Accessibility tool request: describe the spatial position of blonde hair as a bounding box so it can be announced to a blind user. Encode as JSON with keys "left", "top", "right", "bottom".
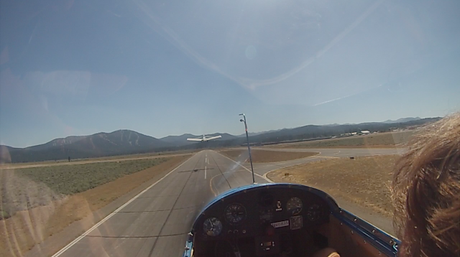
{"left": 392, "top": 113, "right": 460, "bottom": 256}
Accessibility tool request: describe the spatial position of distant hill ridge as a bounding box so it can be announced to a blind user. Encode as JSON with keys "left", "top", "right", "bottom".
{"left": 383, "top": 117, "right": 421, "bottom": 123}
{"left": 0, "top": 117, "right": 440, "bottom": 163}
{"left": 1, "top": 130, "right": 170, "bottom": 163}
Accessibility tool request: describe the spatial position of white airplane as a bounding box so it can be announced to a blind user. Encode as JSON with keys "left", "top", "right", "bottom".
{"left": 186, "top": 135, "right": 222, "bottom": 142}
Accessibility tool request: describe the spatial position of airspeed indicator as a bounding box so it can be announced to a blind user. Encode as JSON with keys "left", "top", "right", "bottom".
{"left": 286, "top": 197, "right": 303, "bottom": 215}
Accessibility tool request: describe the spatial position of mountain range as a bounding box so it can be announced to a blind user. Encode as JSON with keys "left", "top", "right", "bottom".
{"left": 0, "top": 117, "right": 440, "bottom": 163}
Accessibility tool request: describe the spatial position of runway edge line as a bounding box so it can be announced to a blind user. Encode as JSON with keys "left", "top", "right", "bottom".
{"left": 51, "top": 154, "right": 195, "bottom": 257}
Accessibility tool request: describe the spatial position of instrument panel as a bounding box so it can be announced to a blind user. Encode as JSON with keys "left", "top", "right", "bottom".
{"left": 186, "top": 184, "right": 400, "bottom": 257}
{"left": 194, "top": 184, "right": 334, "bottom": 240}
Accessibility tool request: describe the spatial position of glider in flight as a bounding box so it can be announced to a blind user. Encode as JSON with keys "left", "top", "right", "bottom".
{"left": 186, "top": 135, "right": 222, "bottom": 142}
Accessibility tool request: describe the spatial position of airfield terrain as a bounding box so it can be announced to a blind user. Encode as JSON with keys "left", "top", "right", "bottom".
{"left": 0, "top": 132, "right": 409, "bottom": 257}
{"left": 273, "top": 130, "right": 414, "bottom": 148}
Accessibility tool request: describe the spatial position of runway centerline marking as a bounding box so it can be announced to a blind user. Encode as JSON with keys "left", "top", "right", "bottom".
{"left": 204, "top": 166, "right": 207, "bottom": 180}
{"left": 51, "top": 154, "right": 195, "bottom": 257}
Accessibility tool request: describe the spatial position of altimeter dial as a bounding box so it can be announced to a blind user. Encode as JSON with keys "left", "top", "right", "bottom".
{"left": 224, "top": 203, "right": 246, "bottom": 224}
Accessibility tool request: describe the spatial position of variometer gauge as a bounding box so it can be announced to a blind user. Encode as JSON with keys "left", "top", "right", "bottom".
{"left": 203, "top": 217, "right": 223, "bottom": 237}
{"left": 259, "top": 209, "right": 274, "bottom": 223}
{"left": 306, "top": 204, "right": 321, "bottom": 222}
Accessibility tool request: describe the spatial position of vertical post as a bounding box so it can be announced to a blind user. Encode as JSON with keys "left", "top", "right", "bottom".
{"left": 240, "top": 113, "right": 255, "bottom": 184}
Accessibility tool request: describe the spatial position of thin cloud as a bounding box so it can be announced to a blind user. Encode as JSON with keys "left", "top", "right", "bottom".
{"left": 133, "top": 0, "right": 383, "bottom": 91}
{"left": 28, "top": 23, "right": 39, "bottom": 44}
{"left": 243, "top": 0, "right": 384, "bottom": 90}
{"left": 106, "top": 10, "right": 122, "bottom": 18}
{"left": 314, "top": 83, "right": 385, "bottom": 106}
{"left": 133, "top": 0, "right": 243, "bottom": 84}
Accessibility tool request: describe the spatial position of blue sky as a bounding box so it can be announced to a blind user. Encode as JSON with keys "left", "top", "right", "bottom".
{"left": 1, "top": 0, "right": 459, "bottom": 147}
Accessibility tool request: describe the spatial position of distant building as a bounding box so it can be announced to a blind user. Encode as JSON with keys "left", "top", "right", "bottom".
{"left": 361, "top": 130, "right": 370, "bottom": 135}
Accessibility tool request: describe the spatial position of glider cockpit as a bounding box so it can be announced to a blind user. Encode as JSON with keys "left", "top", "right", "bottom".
{"left": 183, "top": 183, "right": 399, "bottom": 257}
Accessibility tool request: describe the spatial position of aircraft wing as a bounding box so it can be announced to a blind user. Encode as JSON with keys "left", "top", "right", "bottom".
{"left": 204, "top": 135, "right": 222, "bottom": 141}
{"left": 187, "top": 138, "right": 203, "bottom": 142}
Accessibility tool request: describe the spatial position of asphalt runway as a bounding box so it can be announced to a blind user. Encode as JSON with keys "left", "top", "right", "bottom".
{"left": 53, "top": 150, "right": 267, "bottom": 257}
{"left": 49, "top": 147, "right": 400, "bottom": 257}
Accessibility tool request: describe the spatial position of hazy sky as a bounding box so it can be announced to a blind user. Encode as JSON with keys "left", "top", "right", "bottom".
{"left": 1, "top": 0, "right": 459, "bottom": 147}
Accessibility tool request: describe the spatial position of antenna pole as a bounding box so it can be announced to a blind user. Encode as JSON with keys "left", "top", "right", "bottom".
{"left": 239, "top": 113, "right": 255, "bottom": 184}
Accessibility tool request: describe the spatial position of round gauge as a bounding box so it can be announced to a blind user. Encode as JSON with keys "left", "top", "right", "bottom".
{"left": 203, "top": 217, "right": 223, "bottom": 237}
{"left": 290, "top": 215, "right": 303, "bottom": 230}
{"left": 306, "top": 204, "right": 321, "bottom": 222}
{"left": 286, "top": 197, "right": 303, "bottom": 215}
{"left": 224, "top": 203, "right": 246, "bottom": 224}
{"left": 259, "top": 209, "right": 274, "bottom": 223}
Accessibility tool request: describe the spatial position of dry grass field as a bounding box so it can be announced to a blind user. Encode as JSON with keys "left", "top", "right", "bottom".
{"left": 1, "top": 151, "right": 192, "bottom": 170}
{"left": 274, "top": 131, "right": 415, "bottom": 148}
{"left": 0, "top": 155, "right": 189, "bottom": 257}
{"left": 1, "top": 158, "right": 169, "bottom": 219}
{"left": 267, "top": 155, "right": 398, "bottom": 217}
{"left": 220, "top": 149, "right": 318, "bottom": 163}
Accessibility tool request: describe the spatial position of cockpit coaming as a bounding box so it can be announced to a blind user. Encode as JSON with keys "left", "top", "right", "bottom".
{"left": 184, "top": 183, "right": 399, "bottom": 257}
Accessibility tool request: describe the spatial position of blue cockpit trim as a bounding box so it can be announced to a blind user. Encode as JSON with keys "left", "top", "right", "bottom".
{"left": 188, "top": 183, "right": 400, "bottom": 257}
{"left": 192, "top": 183, "right": 340, "bottom": 229}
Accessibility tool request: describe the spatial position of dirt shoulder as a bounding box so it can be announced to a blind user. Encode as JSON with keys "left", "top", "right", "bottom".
{"left": 267, "top": 155, "right": 397, "bottom": 218}
{"left": 1, "top": 155, "right": 190, "bottom": 257}
{"left": 219, "top": 149, "right": 318, "bottom": 163}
